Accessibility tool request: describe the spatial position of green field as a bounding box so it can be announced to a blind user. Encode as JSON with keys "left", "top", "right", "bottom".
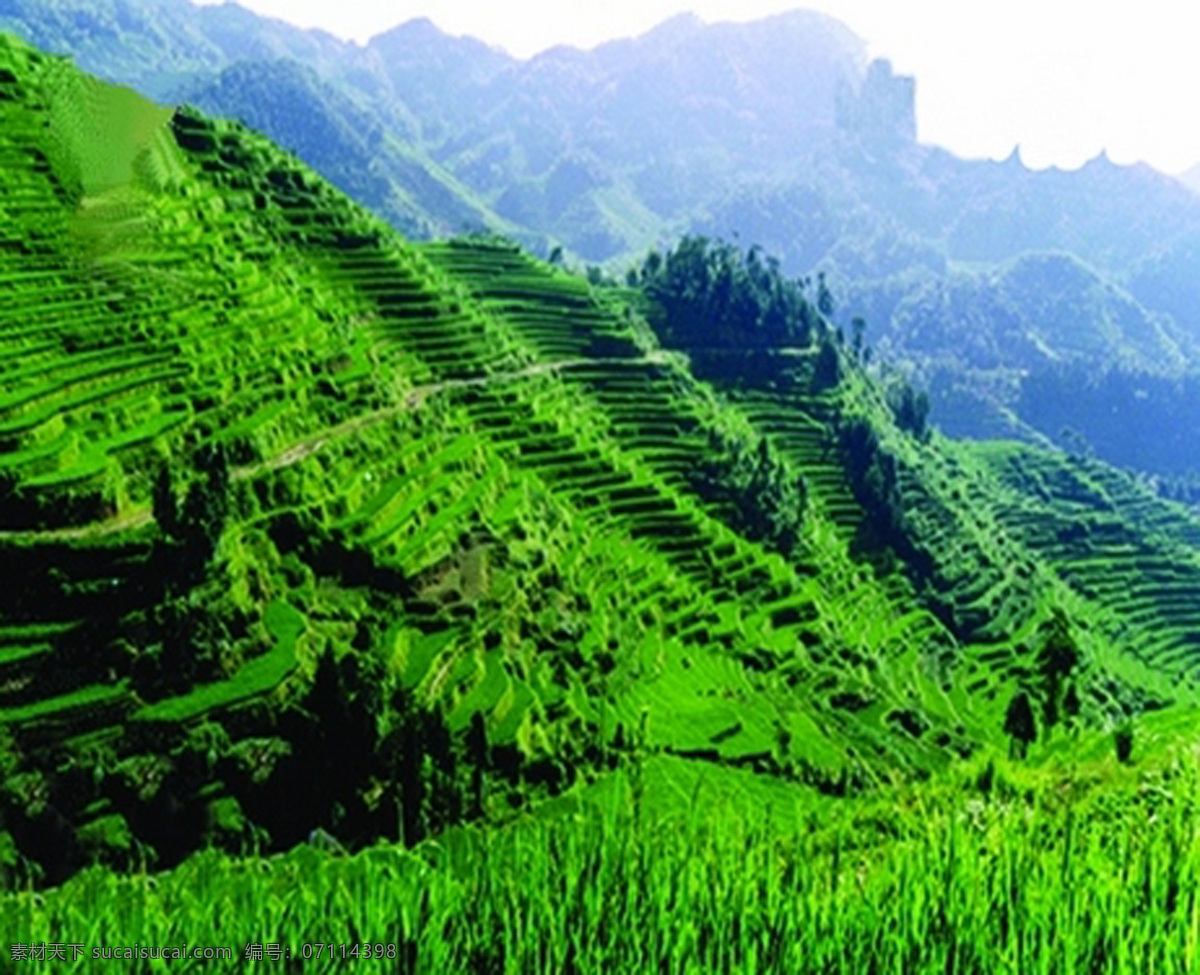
{"left": 3, "top": 32, "right": 1200, "bottom": 971}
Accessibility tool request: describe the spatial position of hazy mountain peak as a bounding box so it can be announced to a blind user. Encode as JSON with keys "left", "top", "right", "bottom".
{"left": 368, "top": 15, "right": 512, "bottom": 63}
{"left": 366, "top": 14, "right": 512, "bottom": 91}
{"left": 643, "top": 10, "right": 705, "bottom": 39}
{"left": 374, "top": 16, "right": 442, "bottom": 43}
{"left": 195, "top": 0, "right": 342, "bottom": 44}
{"left": 1082, "top": 147, "right": 1115, "bottom": 169}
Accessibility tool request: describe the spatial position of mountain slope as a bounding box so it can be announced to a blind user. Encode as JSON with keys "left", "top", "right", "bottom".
{"left": 3, "top": 33, "right": 1200, "bottom": 894}
{"left": 0, "top": 0, "right": 517, "bottom": 245}
{"left": 8, "top": 1, "right": 1200, "bottom": 483}
{"left": 0, "top": 34, "right": 942, "bottom": 880}
{"left": 0, "top": 0, "right": 347, "bottom": 95}
{"left": 175, "top": 58, "right": 508, "bottom": 240}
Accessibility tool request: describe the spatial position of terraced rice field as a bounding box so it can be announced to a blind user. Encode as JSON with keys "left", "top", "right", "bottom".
{"left": 968, "top": 441, "right": 1200, "bottom": 678}
{"left": 3, "top": 33, "right": 1200, "bottom": 895}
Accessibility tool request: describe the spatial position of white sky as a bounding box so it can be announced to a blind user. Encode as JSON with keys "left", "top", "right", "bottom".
{"left": 192, "top": 1, "right": 1200, "bottom": 175}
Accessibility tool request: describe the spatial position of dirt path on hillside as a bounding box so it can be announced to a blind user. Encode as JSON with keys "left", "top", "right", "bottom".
{"left": 0, "top": 351, "right": 670, "bottom": 543}
{"left": 233, "top": 351, "right": 668, "bottom": 478}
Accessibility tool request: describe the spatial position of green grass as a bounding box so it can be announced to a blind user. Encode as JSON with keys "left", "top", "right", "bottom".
{"left": 7, "top": 755, "right": 1200, "bottom": 973}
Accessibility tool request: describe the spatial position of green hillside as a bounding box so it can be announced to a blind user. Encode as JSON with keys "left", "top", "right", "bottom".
{"left": 6, "top": 34, "right": 1200, "bottom": 969}
{"left": 10, "top": 1, "right": 1200, "bottom": 480}
{"left": 174, "top": 59, "right": 526, "bottom": 245}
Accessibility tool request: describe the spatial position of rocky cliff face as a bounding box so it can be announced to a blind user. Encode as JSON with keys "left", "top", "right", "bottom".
{"left": 837, "top": 59, "right": 917, "bottom": 151}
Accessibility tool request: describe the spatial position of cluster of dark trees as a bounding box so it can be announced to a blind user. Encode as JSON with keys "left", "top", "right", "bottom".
{"left": 634, "top": 236, "right": 826, "bottom": 350}
{"left": 1154, "top": 472, "right": 1200, "bottom": 506}
{"left": 837, "top": 416, "right": 919, "bottom": 566}
{"left": 632, "top": 237, "right": 939, "bottom": 438}
{"left": 1004, "top": 610, "right": 1085, "bottom": 759}
{"left": 0, "top": 469, "right": 113, "bottom": 530}
{"left": 152, "top": 443, "right": 230, "bottom": 588}
{"left": 886, "top": 383, "right": 931, "bottom": 440}
{"left": 687, "top": 431, "right": 807, "bottom": 556}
